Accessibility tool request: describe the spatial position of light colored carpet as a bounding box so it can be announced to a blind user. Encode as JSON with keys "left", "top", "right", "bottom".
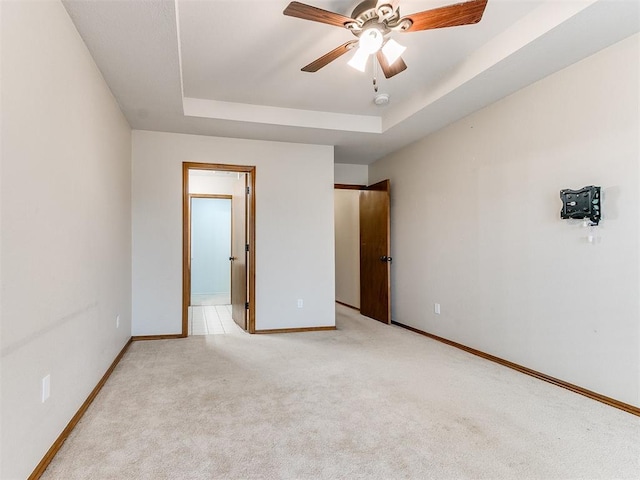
{"left": 42, "top": 305, "right": 639, "bottom": 479}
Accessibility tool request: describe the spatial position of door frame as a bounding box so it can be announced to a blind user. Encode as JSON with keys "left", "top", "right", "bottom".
{"left": 183, "top": 162, "right": 256, "bottom": 335}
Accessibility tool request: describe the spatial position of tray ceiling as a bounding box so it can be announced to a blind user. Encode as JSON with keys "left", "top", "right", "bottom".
{"left": 63, "top": 0, "right": 640, "bottom": 164}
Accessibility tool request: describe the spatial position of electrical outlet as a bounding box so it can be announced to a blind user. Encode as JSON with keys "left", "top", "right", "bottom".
{"left": 434, "top": 303, "right": 441, "bottom": 315}
{"left": 297, "top": 299, "right": 303, "bottom": 308}
{"left": 116, "top": 315, "right": 120, "bottom": 328}
{"left": 42, "top": 375, "right": 50, "bottom": 403}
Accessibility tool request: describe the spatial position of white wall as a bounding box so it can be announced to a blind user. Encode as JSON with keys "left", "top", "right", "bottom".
{"left": 334, "top": 190, "right": 360, "bottom": 308}
{"left": 189, "top": 171, "right": 236, "bottom": 195}
{"left": 335, "top": 163, "right": 368, "bottom": 185}
{"left": 132, "top": 131, "right": 335, "bottom": 333}
{"left": 0, "top": 1, "right": 132, "bottom": 478}
{"left": 369, "top": 34, "right": 640, "bottom": 406}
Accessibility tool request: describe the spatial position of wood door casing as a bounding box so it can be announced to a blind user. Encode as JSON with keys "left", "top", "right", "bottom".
{"left": 359, "top": 180, "right": 391, "bottom": 324}
{"left": 182, "top": 162, "right": 256, "bottom": 336}
{"left": 231, "top": 174, "right": 247, "bottom": 330}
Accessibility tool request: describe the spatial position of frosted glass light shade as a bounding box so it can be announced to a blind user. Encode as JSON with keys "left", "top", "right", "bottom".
{"left": 359, "top": 28, "right": 384, "bottom": 54}
{"left": 348, "top": 47, "right": 370, "bottom": 72}
{"left": 381, "top": 39, "right": 406, "bottom": 66}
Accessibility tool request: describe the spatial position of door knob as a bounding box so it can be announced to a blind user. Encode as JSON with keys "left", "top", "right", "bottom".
{"left": 229, "top": 256, "right": 236, "bottom": 261}
{"left": 380, "top": 256, "right": 392, "bottom": 262}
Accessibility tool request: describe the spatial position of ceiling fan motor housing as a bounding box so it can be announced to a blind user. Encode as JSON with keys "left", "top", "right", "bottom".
{"left": 347, "top": 0, "right": 405, "bottom": 35}
{"left": 351, "top": 0, "right": 384, "bottom": 22}
{"left": 344, "top": 0, "right": 412, "bottom": 37}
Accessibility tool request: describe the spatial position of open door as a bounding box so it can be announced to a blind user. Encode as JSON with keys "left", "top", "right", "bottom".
{"left": 231, "top": 174, "right": 248, "bottom": 330}
{"left": 360, "top": 180, "right": 391, "bottom": 324}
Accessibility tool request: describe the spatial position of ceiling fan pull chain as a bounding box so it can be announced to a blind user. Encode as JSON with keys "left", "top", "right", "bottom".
{"left": 373, "top": 58, "right": 379, "bottom": 93}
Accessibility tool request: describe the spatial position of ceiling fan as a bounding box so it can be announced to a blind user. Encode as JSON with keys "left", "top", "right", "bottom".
{"left": 283, "top": 0, "right": 488, "bottom": 78}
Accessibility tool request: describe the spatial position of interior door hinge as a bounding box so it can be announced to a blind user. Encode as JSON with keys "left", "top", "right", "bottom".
{"left": 245, "top": 244, "right": 249, "bottom": 252}
{"left": 245, "top": 302, "right": 249, "bottom": 310}
{"left": 246, "top": 186, "right": 250, "bottom": 195}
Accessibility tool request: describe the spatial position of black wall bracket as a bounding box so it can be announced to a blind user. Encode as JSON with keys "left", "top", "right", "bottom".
{"left": 560, "top": 185, "right": 601, "bottom": 225}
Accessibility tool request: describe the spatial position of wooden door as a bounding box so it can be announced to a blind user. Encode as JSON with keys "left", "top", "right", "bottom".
{"left": 360, "top": 180, "right": 391, "bottom": 323}
{"left": 231, "top": 175, "right": 247, "bottom": 330}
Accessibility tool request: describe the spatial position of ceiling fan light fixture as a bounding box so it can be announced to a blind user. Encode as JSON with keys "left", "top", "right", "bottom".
{"left": 348, "top": 46, "right": 370, "bottom": 72}
{"left": 382, "top": 39, "right": 406, "bottom": 66}
{"left": 358, "top": 27, "right": 384, "bottom": 54}
{"left": 284, "top": 0, "right": 489, "bottom": 78}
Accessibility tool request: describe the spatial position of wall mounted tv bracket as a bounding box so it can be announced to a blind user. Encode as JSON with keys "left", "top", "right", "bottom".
{"left": 560, "top": 186, "right": 601, "bottom": 225}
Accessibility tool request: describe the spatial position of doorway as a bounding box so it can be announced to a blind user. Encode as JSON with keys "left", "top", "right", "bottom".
{"left": 334, "top": 181, "right": 391, "bottom": 324}
{"left": 183, "top": 163, "right": 256, "bottom": 335}
{"left": 189, "top": 195, "right": 233, "bottom": 334}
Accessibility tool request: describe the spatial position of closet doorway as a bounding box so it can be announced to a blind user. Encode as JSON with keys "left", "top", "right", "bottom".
{"left": 334, "top": 181, "right": 391, "bottom": 324}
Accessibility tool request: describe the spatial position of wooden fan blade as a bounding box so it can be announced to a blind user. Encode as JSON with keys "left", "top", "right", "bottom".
{"left": 302, "top": 40, "right": 358, "bottom": 72}
{"left": 283, "top": 1, "right": 354, "bottom": 28}
{"left": 401, "top": 0, "right": 488, "bottom": 32}
{"left": 376, "top": 51, "right": 407, "bottom": 79}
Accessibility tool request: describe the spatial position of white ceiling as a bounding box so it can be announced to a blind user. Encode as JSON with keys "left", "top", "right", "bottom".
{"left": 62, "top": 0, "right": 639, "bottom": 164}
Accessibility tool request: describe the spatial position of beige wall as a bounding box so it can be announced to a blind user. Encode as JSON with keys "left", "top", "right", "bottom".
{"left": 335, "top": 163, "right": 368, "bottom": 185}
{"left": 369, "top": 34, "right": 640, "bottom": 406}
{"left": 335, "top": 190, "right": 360, "bottom": 308}
{"left": 0, "top": 1, "right": 132, "bottom": 478}
{"left": 189, "top": 171, "right": 236, "bottom": 195}
{"left": 132, "top": 131, "right": 335, "bottom": 333}
{"left": 333, "top": 164, "right": 366, "bottom": 310}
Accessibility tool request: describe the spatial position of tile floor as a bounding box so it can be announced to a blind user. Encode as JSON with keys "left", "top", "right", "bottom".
{"left": 189, "top": 293, "right": 242, "bottom": 335}
{"left": 188, "top": 304, "right": 243, "bottom": 335}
